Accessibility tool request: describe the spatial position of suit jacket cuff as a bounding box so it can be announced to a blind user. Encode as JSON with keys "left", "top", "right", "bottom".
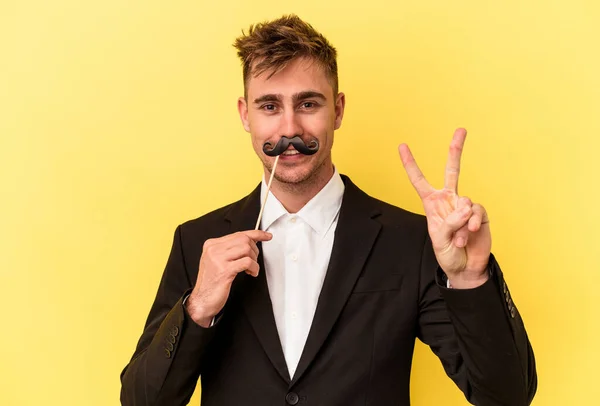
{"left": 435, "top": 253, "right": 521, "bottom": 336}
{"left": 436, "top": 255, "right": 494, "bottom": 290}
{"left": 144, "top": 290, "right": 218, "bottom": 401}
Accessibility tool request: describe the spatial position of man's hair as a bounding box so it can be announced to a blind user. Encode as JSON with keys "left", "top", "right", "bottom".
{"left": 233, "top": 14, "right": 338, "bottom": 98}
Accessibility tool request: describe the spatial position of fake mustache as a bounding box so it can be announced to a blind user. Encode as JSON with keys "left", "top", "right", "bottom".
{"left": 262, "top": 136, "right": 319, "bottom": 156}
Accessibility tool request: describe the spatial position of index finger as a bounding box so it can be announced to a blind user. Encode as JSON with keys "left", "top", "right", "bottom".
{"left": 398, "top": 143, "right": 434, "bottom": 199}
{"left": 445, "top": 128, "right": 467, "bottom": 192}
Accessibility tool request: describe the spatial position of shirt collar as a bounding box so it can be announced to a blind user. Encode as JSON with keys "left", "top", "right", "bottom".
{"left": 259, "top": 166, "right": 345, "bottom": 236}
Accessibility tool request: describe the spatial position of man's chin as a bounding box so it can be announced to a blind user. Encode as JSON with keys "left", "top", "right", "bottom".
{"left": 265, "top": 156, "right": 330, "bottom": 186}
{"left": 274, "top": 172, "right": 312, "bottom": 185}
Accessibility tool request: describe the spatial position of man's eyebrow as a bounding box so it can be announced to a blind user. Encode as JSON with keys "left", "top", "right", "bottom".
{"left": 293, "top": 91, "right": 327, "bottom": 102}
{"left": 253, "top": 91, "right": 327, "bottom": 105}
{"left": 253, "top": 94, "right": 282, "bottom": 104}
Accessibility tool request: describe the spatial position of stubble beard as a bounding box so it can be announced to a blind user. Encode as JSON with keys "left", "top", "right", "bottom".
{"left": 265, "top": 152, "right": 332, "bottom": 195}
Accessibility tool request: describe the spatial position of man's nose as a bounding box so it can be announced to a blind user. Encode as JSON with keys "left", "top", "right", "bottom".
{"left": 279, "top": 110, "right": 303, "bottom": 137}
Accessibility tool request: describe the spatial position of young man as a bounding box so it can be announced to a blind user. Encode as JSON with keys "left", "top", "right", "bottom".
{"left": 120, "top": 15, "right": 537, "bottom": 406}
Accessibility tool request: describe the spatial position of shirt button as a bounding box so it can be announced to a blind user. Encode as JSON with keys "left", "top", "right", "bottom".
{"left": 291, "top": 254, "right": 297, "bottom": 261}
{"left": 291, "top": 312, "right": 297, "bottom": 320}
{"left": 290, "top": 217, "right": 296, "bottom": 223}
{"left": 286, "top": 392, "right": 299, "bottom": 405}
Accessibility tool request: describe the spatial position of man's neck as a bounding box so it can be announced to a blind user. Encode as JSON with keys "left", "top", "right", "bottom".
{"left": 266, "top": 163, "right": 335, "bottom": 214}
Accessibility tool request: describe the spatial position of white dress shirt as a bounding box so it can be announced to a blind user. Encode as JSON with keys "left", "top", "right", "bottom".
{"left": 259, "top": 167, "right": 345, "bottom": 379}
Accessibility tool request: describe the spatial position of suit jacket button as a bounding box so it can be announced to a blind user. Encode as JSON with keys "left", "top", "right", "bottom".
{"left": 286, "top": 392, "right": 299, "bottom": 405}
{"left": 165, "top": 348, "right": 171, "bottom": 358}
{"left": 171, "top": 326, "right": 179, "bottom": 337}
{"left": 167, "top": 334, "right": 176, "bottom": 344}
{"left": 165, "top": 341, "right": 174, "bottom": 351}
{"left": 510, "top": 306, "right": 516, "bottom": 318}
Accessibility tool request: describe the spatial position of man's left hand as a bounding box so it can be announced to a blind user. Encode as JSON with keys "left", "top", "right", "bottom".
{"left": 399, "top": 128, "right": 491, "bottom": 289}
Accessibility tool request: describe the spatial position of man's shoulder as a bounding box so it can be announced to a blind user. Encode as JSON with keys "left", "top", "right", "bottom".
{"left": 177, "top": 184, "right": 259, "bottom": 238}
{"left": 371, "top": 195, "right": 427, "bottom": 229}
{"left": 342, "top": 174, "right": 426, "bottom": 229}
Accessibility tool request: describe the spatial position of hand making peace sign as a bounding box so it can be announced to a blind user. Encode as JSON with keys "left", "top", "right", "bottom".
{"left": 399, "top": 128, "right": 491, "bottom": 289}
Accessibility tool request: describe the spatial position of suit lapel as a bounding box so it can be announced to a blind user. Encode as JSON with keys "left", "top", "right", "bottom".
{"left": 291, "top": 176, "right": 381, "bottom": 385}
{"left": 225, "top": 184, "right": 291, "bottom": 384}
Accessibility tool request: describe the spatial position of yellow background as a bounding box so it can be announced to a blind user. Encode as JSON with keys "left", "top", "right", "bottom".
{"left": 1, "top": 1, "right": 598, "bottom": 405}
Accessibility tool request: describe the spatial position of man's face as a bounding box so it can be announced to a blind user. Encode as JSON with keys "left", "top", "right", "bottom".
{"left": 238, "top": 57, "right": 345, "bottom": 186}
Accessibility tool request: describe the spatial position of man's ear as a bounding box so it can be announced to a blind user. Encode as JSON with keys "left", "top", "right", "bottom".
{"left": 334, "top": 92, "right": 346, "bottom": 130}
{"left": 238, "top": 97, "right": 250, "bottom": 132}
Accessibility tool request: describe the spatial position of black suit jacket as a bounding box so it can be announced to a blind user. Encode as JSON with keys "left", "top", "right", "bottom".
{"left": 120, "top": 175, "right": 537, "bottom": 406}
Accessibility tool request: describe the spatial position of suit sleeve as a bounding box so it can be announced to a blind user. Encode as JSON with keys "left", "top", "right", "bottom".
{"left": 120, "top": 225, "right": 217, "bottom": 406}
{"left": 417, "top": 235, "right": 537, "bottom": 406}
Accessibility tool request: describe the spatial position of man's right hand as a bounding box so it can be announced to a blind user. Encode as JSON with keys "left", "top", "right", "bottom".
{"left": 185, "top": 230, "right": 273, "bottom": 327}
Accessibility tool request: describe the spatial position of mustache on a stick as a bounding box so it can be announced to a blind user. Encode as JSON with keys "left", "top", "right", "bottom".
{"left": 262, "top": 136, "right": 319, "bottom": 156}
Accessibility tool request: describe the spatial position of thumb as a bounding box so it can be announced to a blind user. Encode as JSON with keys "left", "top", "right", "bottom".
{"left": 442, "top": 205, "right": 472, "bottom": 242}
{"left": 453, "top": 197, "right": 472, "bottom": 248}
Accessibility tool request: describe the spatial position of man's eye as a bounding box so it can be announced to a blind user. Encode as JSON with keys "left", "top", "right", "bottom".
{"left": 302, "top": 102, "right": 315, "bottom": 108}
{"left": 262, "top": 104, "right": 276, "bottom": 111}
